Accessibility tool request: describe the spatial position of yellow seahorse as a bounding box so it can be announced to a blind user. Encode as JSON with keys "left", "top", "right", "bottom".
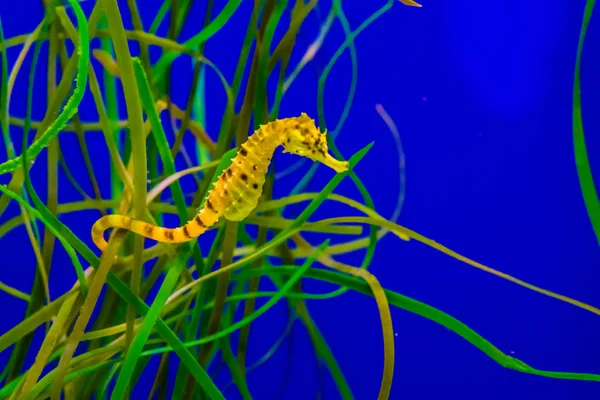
{"left": 91, "top": 113, "right": 349, "bottom": 252}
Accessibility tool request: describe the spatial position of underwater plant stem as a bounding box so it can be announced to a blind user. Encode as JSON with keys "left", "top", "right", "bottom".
{"left": 49, "top": 232, "right": 127, "bottom": 400}
{"left": 3, "top": 13, "right": 52, "bottom": 384}
{"left": 219, "top": 336, "right": 253, "bottom": 400}
{"left": 1, "top": 15, "right": 50, "bottom": 311}
{"left": 231, "top": 0, "right": 260, "bottom": 99}
{"left": 0, "top": 281, "right": 30, "bottom": 302}
{"left": 126, "top": 0, "right": 152, "bottom": 80}
{"left": 41, "top": 13, "right": 59, "bottom": 310}
{"left": 20, "top": 195, "right": 51, "bottom": 307}
{"left": 131, "top": 56, "right": 206, "bottom": 276}
{"left": 111, "top": 250, "right": 225, "bottom": 400}
{"left": 55, "top": 35, "right": 105, "bottom": 212}
{"left": 150, "top": 0, "right": 244, "bottom": 86}
{"left": 289, "top": 0, "right": 364, "bottom": 198}
{"left": 101, "top": 0, "right": 148, "bottom": 374}
{"left": 145, "top": 241, "right": 331, "bottom": 352}
{"left": 15, "top": 290, "right": 82, "bottom": 398}
{"left": 294, "top": 235, "right": 395, "bottom": 400}
{"left": 572, "top": 0, "right": 600, "bottom": 246}
{"left": 96, "top": 14, "right": 123, "bottom": 218}
{"left": 0, "top": 0, "right": 102, "bottom": 223}
{"left": 267, "top": 0, "right": 317, "bottom": 74}
{"left": 282, "top": 6, "right": 335, "bottom": 93}
{"left": 237, "top": 225, "right": 269, "bottom": 375}
{"left": 87, "top": 65, "right": 135, "bottom": 193}
{"left": 196, "top": 221, "right": 238, "bottom": 365}
{"left": 0, "top": 2, "right": 89, "bottom": 176}
{"left": 375, "top": 104, "right": 406, "bottom": 222}
{"left": 170, "top": 0, "right": 214, "bottom": 160}
{"left": 72, "top": 114, "right": 105, "bottom": 213}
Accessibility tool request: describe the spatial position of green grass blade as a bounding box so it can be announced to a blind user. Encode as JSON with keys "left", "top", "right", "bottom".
{"left": 0, "top": 17, "right": 13, "bottom": 159}
{"left": 101, "top": 3, "right": 148, "bottom": 379}
{"left": 218, "top": 336, "right": 253, "bottom": 400}
{"left": 242, "top": 265, "right": 600, "bottom": 384}
{"left": 151, "top": 0, "right": 243, "bottom": 84}
{"left": 0, "top": 281, "right": 30, "bottom": 302}
{"left": 572, "top": 0, "right": 600, "bottom": 245}
{"left": 149, "top": 1, "right": 171, "bottom": 34}
{"left": 254, "top": 0, "right": 287, "bottom": 120}
{"left": 0, "top": 0, "right": 89, "bottom": 175}
{"left": 0, "top": 186, "right": 88, "bottom": 296}
{"left": 290, "top": 0, "right": 392, "bottom": 197}
{"left": 110, "top": 253, "right": 224, "bottom": 399}
{"left": 142, "top": 240, "right": 331, "bottom": 355}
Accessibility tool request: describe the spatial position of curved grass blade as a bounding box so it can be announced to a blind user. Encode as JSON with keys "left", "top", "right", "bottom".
{"left": 572, "top": 0, "right": 600, "bottom": 245}
{"left": 0, "top": 281, "right": 30, "bottom": 302}
{"left": 151, "top": 0, "right": 243, "bottom": 84}
{"left": 0, "top": 18, "right": 50, "bottom": 383}
{"left": 246, "top": 266, "right": 600, "bottom": 383}
{"left": 0, "top": 0, "right": 89, "bottom": 175}
{"left": 143, "top": 240, "right": 331, "bottom": 355}
{"left": 0, "top": 17, "right": 12, "bottom": 158}
{"left": 290, "top": 0, "right": 392, "bottom": 197}
{"left": 100, "top": 2, "right": 148, "bottom": 379}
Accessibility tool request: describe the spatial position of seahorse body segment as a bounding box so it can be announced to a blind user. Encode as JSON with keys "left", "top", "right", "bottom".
{"left": 91, "top": 113, "right": 349, "bottom": 252}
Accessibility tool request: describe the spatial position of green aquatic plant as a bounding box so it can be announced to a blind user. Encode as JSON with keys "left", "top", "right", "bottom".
{"left": 573, "top": 0, "right": 600, "bottom": 246}
{"left": 0, "top": 1, "right": 598, "bottom": 399}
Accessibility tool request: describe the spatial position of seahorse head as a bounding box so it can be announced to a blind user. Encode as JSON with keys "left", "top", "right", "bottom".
{"left": 281, "top": 113, "right": 349, "bottom": 173}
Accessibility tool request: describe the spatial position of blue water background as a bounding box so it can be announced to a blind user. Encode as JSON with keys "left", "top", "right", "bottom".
{"left": 1, "top": 1, "right": 599, "bottom": 398}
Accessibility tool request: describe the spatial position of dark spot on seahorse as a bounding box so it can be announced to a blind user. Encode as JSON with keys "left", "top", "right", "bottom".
{"left": 253, "top": 165, "right": 257, "bottom": 170}
{"left": 295, "top": 124, "right": 300, "bottom": 129}
{"left": 144, "top": 225, "right": 154, "bottom": 235}
{"left": 302, "top": 141, "right": 309, "bottom": 146}
{"left": 164, "top": 229, "right": 174, "bottom": 240}
{"left": 241, "top": 173, "right": 248, "bottom": 181}
{"left": 183, "top": 226, "right": 191, "bottom": 238}
{"left": 226, "top": 168, "right": 233, "bottom": 177}
{"left": 224, "top": 189, "right": 228, "bottom": 196}
{"left": 302, "top": 128, "right": 309, "bottom": 135}
{"left": 253, "top": 183, "right": 259, "bottom": 190}
{"left": 195, "top": 215, "right": 206, "bottom": 227}
{"left": 206, "top": 199, "right": 215, "bottom": 212}
{"left": 312, "top": 149, "right": 316, "bottom": 154}
{"left": 287, "top": 138, "right": 290, "bottom": 143}
{"left": 240, "top": 147, "right": 247, "bottom": 156}
{"left": 318, "top": 149, "right": 326, "bottom": 157}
